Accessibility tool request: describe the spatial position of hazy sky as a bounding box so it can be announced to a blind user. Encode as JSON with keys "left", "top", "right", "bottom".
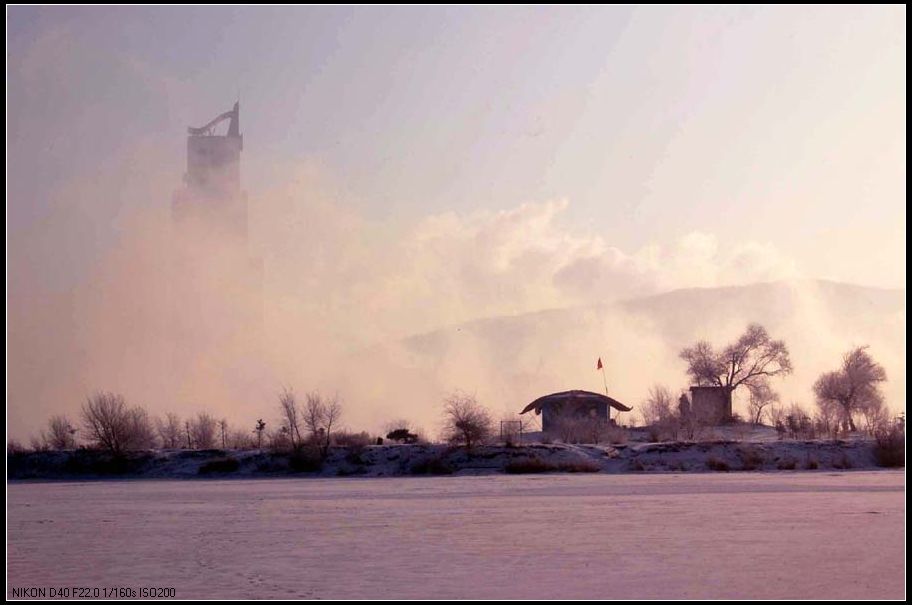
{"left": 6, "top": 6, "right": 906, "bottom": 438}
{"left": 9, "top": 5, "right": 905, "bottom": 288}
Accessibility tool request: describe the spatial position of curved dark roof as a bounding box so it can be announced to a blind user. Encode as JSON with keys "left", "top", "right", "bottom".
{"left": 520, "top": 389, "right": 633, "bottom": 415}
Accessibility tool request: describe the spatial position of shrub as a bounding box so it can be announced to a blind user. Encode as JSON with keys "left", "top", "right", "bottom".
{"left": 442, "top": 392, "right": 493, "bottom": 449}
{"left": 558, "top": 460, "right": 600, "bottom": 473}
{"left": 344, "top": 441, "right": 373, "bottom": 465}
{"left": 410, "top": 455, "right": 454, "bottom": 475}
{"left": 738, "top": 446, "right": 765, "bottom": 471}
{"left": 198, "top": 457, "right": 240, "bottom": 475}
{"left": 386, "top": 428, "right": 419, "bottom": 444}
{"left": 336, "top": 465, "right": 368, "bottom": 477}
{"left": 628, "top": 459, "right": 646, "bottom": 472}
{"left": 334, "top": 431, "right": 373, "bottom": 448}
{"left": 804, "top": 456, "right": 819, "bottom": 470}
{"left": 873, "top": 424, "right": 905, "bottom": 468}
{"left": 504, "top": 458, "right": 556, "bottom": 474}
{"left": 831, "top": 453, "right": 853, "bottom": 470}
{"left": 63, "top": 450, "right": 149, "bottom": 475}
{"left": 776, "top": 457, "right": 797, "bottom": 470}
{"left": 289, "top": 448, "right": 323, "bottom": 472}
{"left": 706, "top": 456, "right": 730, "bottom": 471}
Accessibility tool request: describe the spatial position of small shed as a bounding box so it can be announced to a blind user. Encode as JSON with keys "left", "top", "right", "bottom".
{"left": 688, "top": 386, "right": 732, "bottom": 423}
{"left": 520, "top": 390, "right": 633, "bottom": 433}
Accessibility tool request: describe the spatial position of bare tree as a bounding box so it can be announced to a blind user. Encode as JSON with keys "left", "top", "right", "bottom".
{"left": 858, "top": 397, "right": 889, "bottom": 435}
{"left": 321, "top": 395, "right": 343, "bottom": 456}
{"left": 81, "top": 392, "right": 155, "bottom": 453}
{"left": 254, "top": 419, "right": 266, "bottom": 449}
{"left": 190, "top": 412, "right": 218, "bottom": 449}
{"left": 219, "top": 418, "right": 229, "bottom": 449}
{"left": 302, "top": 392, "right": 326, "bottom": 440}
{"left": 746, "top": 381, "right": 779, "bottom": 425}
{"left": 279, "top": 387, "right": 304, "bottom": 450}
{"left": 229, "top": 428, "right": 253, "bottom": 450}
{"left": 128, "top": 407, "right": 156, "bottom": 449}
{"left": 46, "top": 415, "right": 78, "bottom": 449}
{"left": 784, "top": 403, "right": 814, "bottom": 439}
{"left": 641, "top": 385, "right": 675, "bottom": 426}
{"left": 813, "top": 346, "right": 887, "bottom": 432}
{"left": 156, "top": 412, "right": 183, "bottom": 449}
{"left": 813, "top": 398, "right": 842, "bottom": 440}
{"left": 680, "top": 323, "right": 792, "bottom": 417}
{"left": 30, "top": 435, "right": 51, "bottom": 452}
{"left": 442, "top": 392, "right": 492, "bottom": 450}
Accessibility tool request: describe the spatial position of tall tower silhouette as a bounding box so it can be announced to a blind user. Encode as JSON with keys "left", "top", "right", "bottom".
{"left": 169, "top": 102, "right": 263, "bottom": 408}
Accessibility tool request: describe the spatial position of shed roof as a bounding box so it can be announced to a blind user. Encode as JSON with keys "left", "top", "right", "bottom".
{"left": 520, "top": 389, "right": 633, "bottom": 415}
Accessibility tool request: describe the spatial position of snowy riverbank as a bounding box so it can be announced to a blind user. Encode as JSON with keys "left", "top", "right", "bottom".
{"left": 7, "top": 438, "right": 896, "bottom": 480}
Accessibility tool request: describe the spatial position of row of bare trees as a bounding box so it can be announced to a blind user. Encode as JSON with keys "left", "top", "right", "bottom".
{"left": 18, "top": 387, "right": 358, "bottom": 456}
{"left": 647, "top": 321, "right": 895, "bottom": 439}
{"left": 25, "top": 392, "right": 260, "bottom": 454}
{"left": 276, "top": 388, "right": 343, "bottom": 455}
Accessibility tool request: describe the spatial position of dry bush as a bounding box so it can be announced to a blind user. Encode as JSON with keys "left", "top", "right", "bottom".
{"left": 228, "top": 428, "right": 254, "bottom": 450}
{"left": 706, "top": 457, "right": 730, "bottom": 471}
{"left": 558, "top": 460, "right": 600, "bottom": 473}
{"left": 45, "top": 415, "right": 78, "bottom": 450}
{"left": 410, "top": 455, "right": 454, "bottom": 475}
{"left": 156, "top": 412, "right": 183, "bottom": 449}
{"left": 288, "top": 447, "right": 324, "bottom": 472}
{"left": 442, "top": 392, "right": 492, "bottom": 450}
{"left": 504, "top": 457, "right": 555, "bottom": 474}
{"left": 832, "top": 452, "right": 853, "bottom": 470}
{"left": 29, "top": 435, "right": 51, "bottom": 452}
{"left": 7, "top": 440, "right": 27, "bottom": 455}
{"left": 873, "top": 423, "right": 904, "bottom": 467}
{"left": 776, "top": 457, "right": 797, "bottom": 470}
{"left": 737, "top": 445, "right": 765, "bottom": 470}
{"left": 198, "top": 457, "right": 240, "bottom": 474}
{"left": 190, "top": 412, "right": 218, "bottom": 449}
{"left": 81, "top": 392, "right": 155, "bottom": 454}
{"left": 334, "top": 430, "right": 373, "bottom": 448}
{"left": 628, "top": 459, "right": 647, "bottom": 472}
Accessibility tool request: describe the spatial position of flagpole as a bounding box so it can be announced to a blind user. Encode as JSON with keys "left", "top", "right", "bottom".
{"left": 598, "top": 356, "right": 610, "bottom": 423}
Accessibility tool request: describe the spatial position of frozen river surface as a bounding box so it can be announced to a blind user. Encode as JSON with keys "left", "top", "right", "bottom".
{"left": 8, "top": 472, "right": 905, "bottom": 599}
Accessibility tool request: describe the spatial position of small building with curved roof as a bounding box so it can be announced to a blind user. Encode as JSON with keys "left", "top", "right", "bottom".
{"left": 520, "top": 390, "right": 633, "bottom": 433}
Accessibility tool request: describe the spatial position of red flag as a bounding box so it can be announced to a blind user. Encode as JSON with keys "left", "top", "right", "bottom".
{"left": 596, "top": 357, "right": 603, "bottom": 370}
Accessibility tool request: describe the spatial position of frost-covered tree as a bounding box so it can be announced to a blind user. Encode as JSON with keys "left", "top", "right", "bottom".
{"left": 813, "top": 346, "right": 887, "bottom": 432}
{"left": 156, "top": 412, "right": 183, "bottom": 449}
{"left": 746, "top": 381, "right": 779, "bottom": 425}
{"left": 190, "top": 412, "right": 218, "bottom": 449}
{"left": 680, "top": 323, "right": 792, "bottom": 416}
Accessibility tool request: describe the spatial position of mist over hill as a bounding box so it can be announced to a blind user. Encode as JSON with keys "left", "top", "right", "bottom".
{"left": 352, "top": 279, "right": 904, "bottom": 429}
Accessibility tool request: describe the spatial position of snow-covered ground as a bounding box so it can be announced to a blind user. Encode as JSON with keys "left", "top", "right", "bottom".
{"left": 7, "top": 436, "right": 890, "bottom": 479}
{"left": 7, "top": 472, "right": 904, "bottom": 599}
